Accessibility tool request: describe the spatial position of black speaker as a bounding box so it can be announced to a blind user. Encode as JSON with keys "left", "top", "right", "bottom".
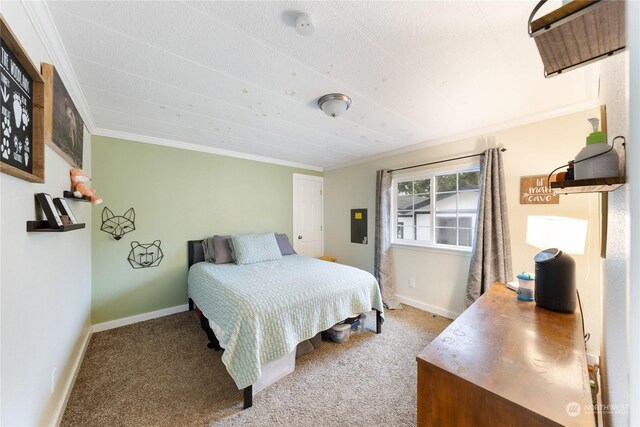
{"left": 534, "top": 248, "right": 576, "bottom": 313}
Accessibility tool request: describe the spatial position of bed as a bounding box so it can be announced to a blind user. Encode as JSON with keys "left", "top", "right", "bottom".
{"left": 186, "top": 239, "right": 384, "bottom": 409}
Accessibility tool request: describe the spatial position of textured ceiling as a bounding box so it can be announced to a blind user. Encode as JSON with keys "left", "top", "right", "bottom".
{"left": 45, "top": 1, "right": 596, "bottom": 169}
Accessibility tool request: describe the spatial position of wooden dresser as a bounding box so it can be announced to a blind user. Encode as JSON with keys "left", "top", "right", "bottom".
{"left": 416, "top": 283, "right": 595, "bottom": 427}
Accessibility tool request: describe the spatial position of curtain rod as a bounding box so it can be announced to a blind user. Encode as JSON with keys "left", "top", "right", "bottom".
{"left": 388, "top": 147, "right": 507, "bottom": 173}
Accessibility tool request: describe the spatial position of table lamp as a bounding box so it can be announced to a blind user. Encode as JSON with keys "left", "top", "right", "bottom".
{"left": 525, "top": 216, "right": 588, "bottom": 313}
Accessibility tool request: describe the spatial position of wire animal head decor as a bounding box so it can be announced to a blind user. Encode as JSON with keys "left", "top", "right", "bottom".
{"left": 101, "top": 207, "right": 135, "bottom": 240}
{"left": 128, "top": 240, "right": 163, "bottom": 269}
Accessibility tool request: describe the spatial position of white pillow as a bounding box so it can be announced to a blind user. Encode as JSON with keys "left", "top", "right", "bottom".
{"left": 231, "top": 233, "right": 282, "bottom": 265}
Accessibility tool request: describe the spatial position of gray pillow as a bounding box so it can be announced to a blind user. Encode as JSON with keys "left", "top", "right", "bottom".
{"left": 275, "top": 233, "right": 296, "bottom": 255}
{"left": 202, "top": 237, "right": 215, "bottom": 263}
{"left": 227, "top": 238, "right": 236, "bottom": 261}
{"left": 231, "top": 233, "right": 282, "bottom": 265}
{"left": 213, "top": 235, "right": 234, "bottom": 264}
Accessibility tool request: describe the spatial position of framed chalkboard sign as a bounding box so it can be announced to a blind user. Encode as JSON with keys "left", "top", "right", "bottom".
{"left": 0, "top": 16, "right": 45, "bottom": 183}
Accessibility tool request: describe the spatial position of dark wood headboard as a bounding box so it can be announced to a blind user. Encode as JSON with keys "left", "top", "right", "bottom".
{"left": 188, "top": 240, "right": 205, "bottom": 268}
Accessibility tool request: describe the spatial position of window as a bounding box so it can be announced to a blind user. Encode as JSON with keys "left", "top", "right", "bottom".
{"left": 392, "top": 167, "right": 480, "bottom": 250}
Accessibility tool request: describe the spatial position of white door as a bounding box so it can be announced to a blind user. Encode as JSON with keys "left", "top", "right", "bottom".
{"left": 292, "top": 174, "right": 323, "bottom": 257}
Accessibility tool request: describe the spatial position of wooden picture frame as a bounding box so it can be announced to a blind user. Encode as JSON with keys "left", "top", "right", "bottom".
{"left": 0, "top": 16, "right": 45, "bottom": 183}
{"left": 42, "top": 63, "right": 83, "bottom": 169}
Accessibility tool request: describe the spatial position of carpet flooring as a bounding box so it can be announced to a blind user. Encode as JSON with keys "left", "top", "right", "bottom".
{"left": 61, "top": 306, "right": 451, "bottom": 427}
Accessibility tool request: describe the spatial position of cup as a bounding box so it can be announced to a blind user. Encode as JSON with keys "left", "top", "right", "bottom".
{"left": 517, "top": 272, "right": 535, "bottom": 301}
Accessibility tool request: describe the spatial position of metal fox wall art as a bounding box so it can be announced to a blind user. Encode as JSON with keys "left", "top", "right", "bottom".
{"left": 100, "top": 207, "right": 135, "bottom": 240}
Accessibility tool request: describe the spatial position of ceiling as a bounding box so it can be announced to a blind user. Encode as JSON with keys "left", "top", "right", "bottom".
{"left": 42, "top": 0, "right": 597, "bottom": 170}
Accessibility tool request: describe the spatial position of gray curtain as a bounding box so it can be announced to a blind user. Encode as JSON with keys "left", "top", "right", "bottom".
{"left": 464, "top": 148, "right": 513, "bottom": 309}
{"left": 375, "top": 170, "right": 402, "bottom": 310}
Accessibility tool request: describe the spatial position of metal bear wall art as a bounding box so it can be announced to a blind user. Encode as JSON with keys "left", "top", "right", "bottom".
{"left": 100, "top": 207, "right": 135, "bottom": 240}
{"left": 128, "top": 240, "right": 163, "bottom": 269}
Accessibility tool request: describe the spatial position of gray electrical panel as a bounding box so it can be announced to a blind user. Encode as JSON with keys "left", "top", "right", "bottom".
{"left": 350, "top": 209, "right": 368, "bottom": 244}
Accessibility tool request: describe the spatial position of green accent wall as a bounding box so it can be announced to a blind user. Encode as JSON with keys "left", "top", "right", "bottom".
{"left": 91, "top": 136, "right": 322, "bottom": 324}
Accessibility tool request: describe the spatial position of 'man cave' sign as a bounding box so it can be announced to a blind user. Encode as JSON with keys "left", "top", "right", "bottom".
{"left": 1, "top": 38, "right": 33, "bottom": 174}
{"left": 520, "top": 175, "right": 559, "bottom": 205}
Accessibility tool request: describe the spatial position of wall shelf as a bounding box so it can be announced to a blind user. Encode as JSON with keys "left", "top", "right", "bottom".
{"left": 550, "top": 176, "right": 625, "bottom": 194}
{"left": 528, "top": 0, "right": 626, "bottom": 77}
{"left": 26, "top": 220, "right": 86, "bottom": 232}
{"left": 62, "top": 190, "right": 91, "bottom": 202}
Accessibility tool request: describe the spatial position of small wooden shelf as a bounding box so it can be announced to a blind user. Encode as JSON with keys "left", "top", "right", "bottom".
{"left": 529, "top": 0, "right": 626, "bottom": 77}
{"left": 63, "top": 190, "right": 91, "bottom": 202}
{"left": 26, "top": 220, "right": 86, "bottom": 232}
{"left": 550, "top": 176, "right": 625, "bottom": 194}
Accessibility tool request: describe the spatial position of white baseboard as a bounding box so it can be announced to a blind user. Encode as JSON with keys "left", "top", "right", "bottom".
{"left": 396, "top": 295, "right": 460, "bottom": 320}
{"left": 92, "top": 304, "right": 190, "bottom": 333}
{"left": 53, "top": 326, "right": 92, "bottom": 427}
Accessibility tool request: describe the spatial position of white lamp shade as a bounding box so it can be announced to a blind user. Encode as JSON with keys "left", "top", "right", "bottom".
{"left": 321, "top": 99, "right": 348, "bottom": 117}
{"left": 317, "top": 93, "right": 352, "bottom": 117}
{"left": 526, "top": 215, "right": 588, "bottom": 255}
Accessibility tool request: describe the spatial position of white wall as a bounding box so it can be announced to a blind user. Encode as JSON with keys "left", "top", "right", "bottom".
{"left": 599, "top": 53, "right": 629, "bottom": 427}
{"left": 628, "top": 2, "right": 640, "bottom": 424}
{"left": 324, "top": 108, "right": 603, "bottom": 356}
{"left": 0, "top": 4, "right": 92, "bottom": 426}
{"left": 598, "top": 4, "right": 639, "bottom": 423}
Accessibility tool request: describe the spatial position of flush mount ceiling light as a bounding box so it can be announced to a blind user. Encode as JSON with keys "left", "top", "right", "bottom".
{"left": 317, "top": 93, "right": 352, "bottom": 118}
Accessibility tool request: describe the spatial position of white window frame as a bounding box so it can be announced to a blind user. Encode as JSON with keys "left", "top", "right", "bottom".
{"left": 390, "top": 161, "right": 480, "bottom": 253}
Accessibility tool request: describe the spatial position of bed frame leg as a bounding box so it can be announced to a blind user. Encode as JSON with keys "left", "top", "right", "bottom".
{"left": 188, "top": 298, "right": 194, "bottom": 311}
{"left": 199, "top": 314, "right": 222, "bottom": 351}
{"left": 376, "top": 309, "right": 382, "bottom": 334}
{"left": 243, "top": 386, "right": 253, "bottom": 409}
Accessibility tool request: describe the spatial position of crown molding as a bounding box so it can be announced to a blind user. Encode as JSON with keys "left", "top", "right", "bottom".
{"left": 22, "top": 0, "right": 97, "bottom": 133}
{"left": 93, "top": 128, "right": 324, "bottom": 172}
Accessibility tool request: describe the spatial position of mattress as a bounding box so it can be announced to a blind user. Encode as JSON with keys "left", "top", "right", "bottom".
{"left": 188, "top": 254, "right": 384, "bottom": 389}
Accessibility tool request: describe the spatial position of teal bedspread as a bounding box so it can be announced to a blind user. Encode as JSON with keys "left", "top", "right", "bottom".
{"left": 188, "top": 255, "right": 384, "bottom": 389}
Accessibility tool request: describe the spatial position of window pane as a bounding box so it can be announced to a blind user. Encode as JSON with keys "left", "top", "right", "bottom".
{"left": 458, "top": 171, "right": 480, "bottom": 190}
{"left": 458, "top": 190, "right": 479, "bottom": 211}
{"left": 397, "top": 222, "right": 405, "bottom": 239}
{"left": 436, "top": 227, "right": 457, "bottom": 245}
{"left": 396, "top": 226, "right": 432, "bottom": 242}
{"left": 397, "top": 181, "right": 413, "bottom": 195}
{"left": 414, "top": 193, "right": 430, "bottom": 212}
{"left": 398, "top": 225, "right": 415, "bottom": 240}
{"left": 396, "top": 194, "right": 414, "bottom": 210}
{"left": 416, "top": 226, "right": 431, "bottom": 242}
{"left": 435, "top": 216, "right": 457, "bottom": 227}
{"left": 396, "top": 212, "right": 414, "bottom": 230}
{"left": 435, "top": 193, "right": 457, "bottom": 211}
{"left": 459, "top": 216, "right": 473, "bottom": 228}
{"left": 458, "top": 229, "right": 473, "bottom": 247}
{"left": 436, "top": 174, "right": 456, "bottom": 192}
{"left": 413, "top": 179, "right": 430, "bottom": 194}
{"left": 415, "top": 212, "right": 430, "bottom": 227}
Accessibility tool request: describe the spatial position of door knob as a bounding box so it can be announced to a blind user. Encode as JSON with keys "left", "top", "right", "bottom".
{"left": 298, "top": 235, "right": 303, "bottom": 239}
